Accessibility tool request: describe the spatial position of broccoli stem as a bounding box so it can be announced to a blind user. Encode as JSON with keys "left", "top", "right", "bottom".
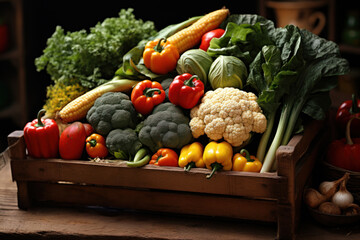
{"left": 126, "top": 148, "right": 151, "bottom": 168}
{"left": 256, "top": 110, "right": 276, "bottom": 163}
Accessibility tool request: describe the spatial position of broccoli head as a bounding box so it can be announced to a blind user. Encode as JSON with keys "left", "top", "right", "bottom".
{"left": 139, "top": 102, "right": 193, "bottom": 152}
{"left": 86, "top": 92, "right": 139, "bottom": 135}
{"left": 106, "top": 128, "right": 142, "bottom": 159}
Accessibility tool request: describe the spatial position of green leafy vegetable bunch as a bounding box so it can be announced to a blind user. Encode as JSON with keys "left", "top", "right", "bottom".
{"left": 35, "top": 8, "right": 157, "bottom": 89}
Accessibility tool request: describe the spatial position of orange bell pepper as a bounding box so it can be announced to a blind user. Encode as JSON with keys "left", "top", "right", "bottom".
{"left": 143, "top": 38, "right": 179, "bottom": 75}
{"left": 150, "top": 148, "right": 179, "bottom": 167}
{"left": 85, "top": 133, "right": 108, "bottom": 158}
{"left": 232, "top": 149, "right": 262, "bottom": 172}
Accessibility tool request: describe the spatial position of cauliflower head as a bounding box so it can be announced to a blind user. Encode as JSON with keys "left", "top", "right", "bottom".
{"left": 189, "top": 87, "right": 267, "bottom": 147}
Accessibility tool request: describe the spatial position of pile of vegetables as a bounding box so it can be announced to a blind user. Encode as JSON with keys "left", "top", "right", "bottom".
{"left": 25, "top": 7, "right": 350, "bottom": 177}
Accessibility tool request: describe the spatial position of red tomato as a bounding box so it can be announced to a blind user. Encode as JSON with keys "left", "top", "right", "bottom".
{"left": 199, "top": 29, "right": 225, "bottom": 51}
{"left": 59, "top": 122, "right": 87, "bottom": 160}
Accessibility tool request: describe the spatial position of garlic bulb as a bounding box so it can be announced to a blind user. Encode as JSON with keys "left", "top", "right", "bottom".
{"left": 304, "top": 188, "right": 326, "bottom": 208}
{"left": 331, "top": 177, "right": 354, "bottom": 209}
{"left": 318, "top": 201, "right": 341, "bottom": 215}
{"left": 319, "top": 173, "right": 350, "bottom": 200}
{"left": 343, "top": 203, "right": 360, "bottom": 216}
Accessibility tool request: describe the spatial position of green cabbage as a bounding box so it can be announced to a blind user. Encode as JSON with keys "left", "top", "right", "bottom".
{"left": 176, "top": 49, "right": 213, "bottom": 86}
{"left": 208, "top": 55, "right": 248, "bottom": 89}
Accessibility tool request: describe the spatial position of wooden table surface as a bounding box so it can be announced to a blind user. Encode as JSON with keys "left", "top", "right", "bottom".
{"left": 1, "top": 149, "right": 359, "bottom": 240}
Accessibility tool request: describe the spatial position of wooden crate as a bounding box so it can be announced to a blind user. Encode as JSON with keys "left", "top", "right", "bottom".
{"left": 8, "top": 120, "right": 326, "bottom": 240}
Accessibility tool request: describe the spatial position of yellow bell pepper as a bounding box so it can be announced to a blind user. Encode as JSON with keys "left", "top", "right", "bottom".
{"left": 203, "top": 141, "right": 233, "bottom": 179}
{"left": 178, "top": 142, "right": 205, "bottom": 171}
{"left": 232, "top": 149, "right": 262, "bottom": 172}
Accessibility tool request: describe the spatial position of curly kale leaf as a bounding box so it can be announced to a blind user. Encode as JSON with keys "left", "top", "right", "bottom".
{"left": 35, "top": 8, "right": 157, "bottom": 88}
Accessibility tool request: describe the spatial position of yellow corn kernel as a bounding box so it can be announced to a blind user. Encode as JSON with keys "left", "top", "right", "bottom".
{"left": 168, "top": 8, "right": 229, "bottom": 53}
{"left": 58, "top": 89, "right": 103, "bottom": 123}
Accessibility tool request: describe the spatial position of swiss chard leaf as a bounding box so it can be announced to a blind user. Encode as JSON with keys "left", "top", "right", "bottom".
{"left": 221, "top": 14, "right": 276, "bottom": 35}
{"left": 294, "top": 56, "right": 350, "bottom": 120}
{"left": 207, "top": 21, "right": 274, "bottom": 65}
{"left": 246, "top": 25, "right": 304, "bottom": 116}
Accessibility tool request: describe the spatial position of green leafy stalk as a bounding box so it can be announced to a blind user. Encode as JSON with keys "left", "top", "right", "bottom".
{"left": 261, "top": 53, "right": 350, "bottom": 173}
{"left": 248, "top": 26, "right": 303, "bottom": 163}
{"left": 282, "top": 57, "right": 349, "bottom": 146}
{"left": 260, "top": 98, "right": 293, "bottom": 172}
{"left": 256, "top": 110, "right": 275, "bottom": 162}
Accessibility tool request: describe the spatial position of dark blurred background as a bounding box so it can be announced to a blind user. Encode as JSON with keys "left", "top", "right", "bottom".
{"left": 0, "top": 0, "right": 359, "bottom": 152}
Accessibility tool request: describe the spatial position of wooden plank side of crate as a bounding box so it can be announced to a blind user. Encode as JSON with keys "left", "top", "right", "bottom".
{"left": 278, "top": 120, "right": 324, "bottom": 170}
{"left": 7, "top": 130, "right": 26, "bottom": 161}
{"left": 275, "top": 120, "right": 325, "bottom": 240}
{"left": 11, "top": 158, "right": 286, "bottom": 200}
{"left": 28, "top": 181, "right": 278, "bottom": 222}
{"left": 9, "top": 130, "right": 286, "bottom": 200}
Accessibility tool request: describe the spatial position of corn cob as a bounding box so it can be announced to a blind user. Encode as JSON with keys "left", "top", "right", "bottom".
{"left": 167, "top": 8, "right": 229, "bottom": 54}
{"left": 58, "top": 78, "right": 138, "bottom": 123}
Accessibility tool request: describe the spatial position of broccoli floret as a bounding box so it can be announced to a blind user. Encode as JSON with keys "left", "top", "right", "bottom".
{"left": 160, "top": 77, "right": 173, "bottom": 101}
{"left": 139, "top": 102, "right": 193, "bottom": 152}
{"left": 86, "top": 92, "right": 139, "bottom": 135}
{"left": 106, "top": 128, "right": 142, "bottom": 159}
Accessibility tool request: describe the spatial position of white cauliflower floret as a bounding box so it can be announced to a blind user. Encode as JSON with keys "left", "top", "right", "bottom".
{"left": 189, "top": 117, "right": 205, "bottom": 138}
{"left": 189, "top": 87, "right": 267, "bottom": 147}
{"left": 204, "top": 118, "right": 226, "bottom": 140}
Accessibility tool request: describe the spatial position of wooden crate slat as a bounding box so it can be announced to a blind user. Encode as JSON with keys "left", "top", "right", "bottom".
{"left": 29, "top": 181, "right": 278, "bottom": 222}
{"left": 11, "top": 158, "right": 286, "bottom": 199}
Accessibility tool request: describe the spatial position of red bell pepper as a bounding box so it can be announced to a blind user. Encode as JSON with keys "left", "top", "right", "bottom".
{"left": 23, "top": 109, "right": 59, "bottom": 158}
{"left": 150, "top": 148, "right": 179, "bottom": 167}
{"left": 168, "top": 73, "right": 204, "bottom": 109}
{"left": 0, "top": 19, "right": 9, "bottom": 53}
{"left": 335, "top": 94, "right": 360, "bottom": 138}
{"left": 199, "top": 28, "right": 225, "bottom": 52}
{"left": 327, "top": 117, "right": 360, "bottom": 172}
{"left": 131, "top": 80, "right": 165, "bottom": 115}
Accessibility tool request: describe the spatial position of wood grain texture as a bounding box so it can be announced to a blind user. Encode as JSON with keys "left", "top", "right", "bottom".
{"left": 1, "top": 156, "right": 360, "bottom": 239}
